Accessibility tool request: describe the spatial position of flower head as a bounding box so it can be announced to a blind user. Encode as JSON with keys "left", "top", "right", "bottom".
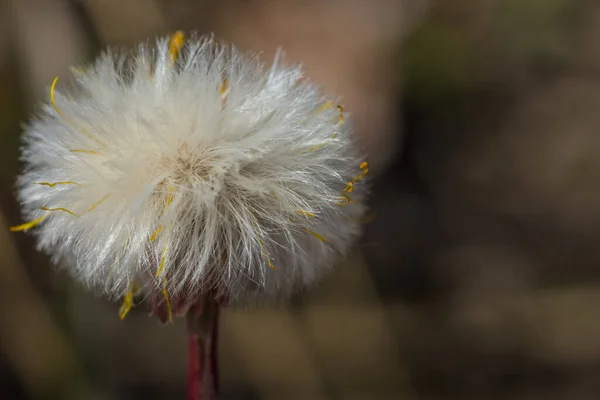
{"left": 12, "top": 33, "right": 368, "bottom": 318}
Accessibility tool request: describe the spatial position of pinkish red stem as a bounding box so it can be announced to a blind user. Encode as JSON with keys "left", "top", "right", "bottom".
{"left": 187, "top": 297, "right": 220, "bottom": 400}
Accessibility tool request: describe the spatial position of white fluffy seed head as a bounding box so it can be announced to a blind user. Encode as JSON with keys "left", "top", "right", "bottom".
{"left": 14, "top": 34, "right": 368, "bottom": 306}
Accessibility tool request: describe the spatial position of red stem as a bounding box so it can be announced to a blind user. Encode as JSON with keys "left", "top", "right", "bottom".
{"left": 187, "top": 297, "right": 220, "bottom": 400}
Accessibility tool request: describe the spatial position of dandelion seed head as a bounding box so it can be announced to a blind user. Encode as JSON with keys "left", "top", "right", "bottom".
{"left": 14, "top": 34, "right": 368, "bottom": 306}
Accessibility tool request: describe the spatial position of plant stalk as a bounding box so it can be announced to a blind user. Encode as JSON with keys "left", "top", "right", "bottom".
{"left": 186, "top": 296, "right": 220, "bottom": 400}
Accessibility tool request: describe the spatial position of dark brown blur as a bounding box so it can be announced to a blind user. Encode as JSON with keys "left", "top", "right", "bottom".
{"left": 1, "top": 0, "right": 600, "bottom": 399}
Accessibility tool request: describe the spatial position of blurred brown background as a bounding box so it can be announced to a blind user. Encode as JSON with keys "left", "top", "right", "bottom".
{"left": 2, "top": 0, "right": 600, "bottom": 399}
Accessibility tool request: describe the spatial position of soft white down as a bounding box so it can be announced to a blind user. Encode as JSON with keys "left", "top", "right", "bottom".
{"left": 13, "top": 33, "right": 368, "bottom": 307}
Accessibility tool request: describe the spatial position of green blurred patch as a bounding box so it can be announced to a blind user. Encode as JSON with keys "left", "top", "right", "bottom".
{"left": 402, "top": 0, "right": 577, "bottom": 107}
{"left": 403, "top": 22, "right": 473, "bottom": 106}
{"left": 493, "top": 0, "right": 574, "bottom": 59}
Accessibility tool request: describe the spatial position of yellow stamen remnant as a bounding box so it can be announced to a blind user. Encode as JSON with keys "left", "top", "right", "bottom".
{"left": 296, "top": 210, "right": 316, "bottom": 218}
{"left": 306, "top": 133, "right": 339, "bottom": 152}
{"left": 337, "top": 105, "right": 344, "bottom": 126}
{"left": 51, "top": 77, "right": 104, "bottom": 147}
{"left": 161, "top": 278, "right": 173, "bottom": 322}
{"left": 119, "top": 292, "right": 134, "bottom": 320}
{"left": 307, "top": 143, "right": 325, "bottom": 152}
{"left": 9, "top": 215, "right": 48, "bottom": 232}
{"left": 165, "top": 186, "right": 174, "bottom": 208}
{"left": 306, "top": 229, "right": 329, "bottom": 243}
{"left": 70, "top": 149, "right": 98, "bottom": 155}
{"left": 149, "top": 226, "right": 163, "bottom": 241}
{"left": 306, "top": 102, "right": 344, "bottom": 152}
{"left": 50, "top": 77, "right": 63, "bottom": 118}
{"left": 88, "top": 194, "right": 112, "bottom": 212}
{"left": 220, "top": 79, "right": 229, "bottom": 108}
{"left": 338, "top": 161, "right": 369, "bottom": 206}
{"left": 316, "top": 101, "right": 334, "bottom": 113}
{"left": 345, "top": 162, "right": 368, "bottom": 189}
{"left": 169, "top": 31, "right": 185, "bottom": 63}
{"left": 220, "top": 79, "right": 229, "bottom": 95}
{"left": 40, "top": 206, "right": 78, "bottom": 217}
{"left": 118, "top": 282, "right": 141, "bottom": 320}
{"left": 37, "top": 181, "right": 80, "bottom": 187}
{"left": 156, "top": 245, "right": 168, "bottom": 278}
{"left": 259, "top": 238, "right": 276, "bottom": 270}
{"left": 338, "top": 192, "right": 355, "bottom": 206}
{"left": 149, "top": 186, "right": 174, "bottom": 241}
{"left": 153, "top": 182, "right": 171, "bottom": 319}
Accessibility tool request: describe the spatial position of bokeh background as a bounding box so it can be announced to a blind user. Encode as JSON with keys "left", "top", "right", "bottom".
{"left": 2, "top": 0, "right": 600, "bottom": 398}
